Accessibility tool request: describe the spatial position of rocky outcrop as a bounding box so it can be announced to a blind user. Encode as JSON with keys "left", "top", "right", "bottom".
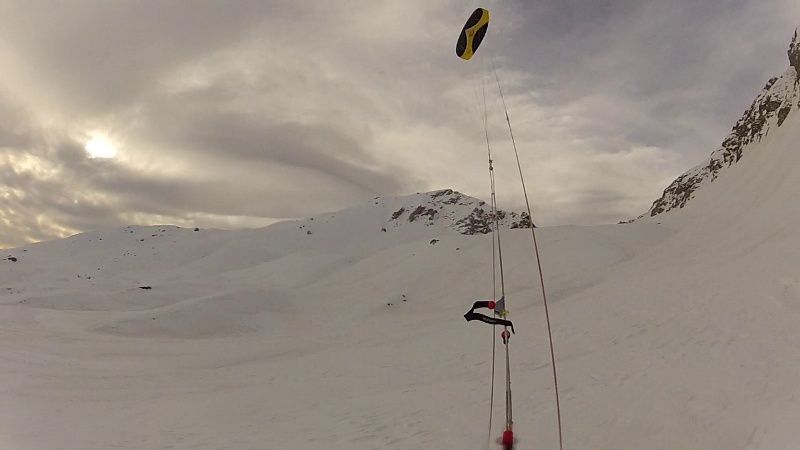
{"left": 390, "top": 208, "right": 405, "bottom": 220}
{"left": 789, "top": 29, "right": 799, "bottom": 72}
{"left": 644, "top": 29, "right": 800, "bottom": 218}
{"left": 510, "top": 212, "right": 533, "bottom": 229}
{"left": 385, "top": 189, "right": 533, "bottom": 235}
{"left": 454, "top": 207, "right": 494, "bottom": 235}
{"left": 408, "top": 206, "right": 438, "bottom": 223}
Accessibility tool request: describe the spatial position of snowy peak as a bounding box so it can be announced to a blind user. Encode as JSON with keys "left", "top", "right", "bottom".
{"left": 644, "top": 29, "right": 800, "bottom": 218}
{"left": 3, "top": 190, "right": 530, "bottom": 272}
{"left": 294, "top": 188, "right": 531, "bottom": 237}
{"left": 382, "top": 189, "right": 531, "bottom": 234}
{"left": 251, "top": 189, "right": 531, "bottom": 255}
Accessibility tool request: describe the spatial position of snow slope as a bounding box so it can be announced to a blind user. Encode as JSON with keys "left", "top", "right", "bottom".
{"left": 555, "top": 109, "right": 800, "bottom": 449}
{"left": 0, "top": 189, "right": 672, "bottom": 449}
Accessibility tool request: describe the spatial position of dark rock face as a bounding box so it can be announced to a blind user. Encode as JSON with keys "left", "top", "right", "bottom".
{"left": 718, "top": 94, "right": 782, "bottom": 165}
{"left": 789, "top": 29, "right": 800, "bottom": 72}
{"left": 644, "top": 29, "right": 800, "bottom": 218}
{"left": 777, "top": 105, "right": 792, "bottom": 126}
{"left": 455, "top": 208, "right": 493, "bottom": 235}
{"left": 390, "top": 208, "right": 405, "bottom": 220}
{"left": 429, "top": 189, "right": 454, "bottom": 199}
{"left": 648, "top": 171, "right": 708, "bottom": 215}
{"left": 408, "top": 206, "right": 437, "bottom": 223}
{"left": 510, "top": 212, "right": 533, "bottom": 229}
{"left": 454, "top": 208, "right": 533, "bottom": 235}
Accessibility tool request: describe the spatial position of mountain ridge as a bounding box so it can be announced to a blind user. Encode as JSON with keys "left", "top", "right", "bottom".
{"left": 642, "top": 29, "right": 800, "bottom": 218}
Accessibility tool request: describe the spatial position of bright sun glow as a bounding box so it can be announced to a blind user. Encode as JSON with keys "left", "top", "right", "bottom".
{"left": 84, "top": 136, "right": 118, "bottom": 159}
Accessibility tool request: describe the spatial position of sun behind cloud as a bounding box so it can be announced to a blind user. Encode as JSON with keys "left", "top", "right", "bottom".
{"left": 84, "top": 135, "right": 118, "bottom": 159}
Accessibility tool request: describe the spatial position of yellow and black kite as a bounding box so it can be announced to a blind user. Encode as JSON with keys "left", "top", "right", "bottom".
{"left": 456, "top": 8, "right": 490, "bottom": 60}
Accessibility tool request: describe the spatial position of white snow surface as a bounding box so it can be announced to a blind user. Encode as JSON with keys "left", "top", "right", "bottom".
{"left": 2, "top": 115, "right": 800, "bottom": 449}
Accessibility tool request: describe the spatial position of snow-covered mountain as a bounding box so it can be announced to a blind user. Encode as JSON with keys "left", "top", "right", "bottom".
{"left": 644, "top": 29, "right": 800, "bottom": 218}
{"left": 4, "top": 31, "right": 800, "bottom": 450}
{"left": 1, "top": 189, "right": 531, "bottom": 321}
{"left": 2, "top": 189, "right": 530, "bottom": 286}
{"left": 288, "top": 188, "right": 533, "bottom": 241}
{"left": 0, "top": 187, "right": 670, "bottom": 449}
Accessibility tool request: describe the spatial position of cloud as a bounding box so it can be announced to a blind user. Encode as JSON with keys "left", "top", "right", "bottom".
{"left": 0, "top": 0, "right": 798, "bottom": 246}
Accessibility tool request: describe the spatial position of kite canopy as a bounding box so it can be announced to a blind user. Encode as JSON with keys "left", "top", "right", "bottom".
{"left": 456, "top": 8, "right": 490, "bottom": 60}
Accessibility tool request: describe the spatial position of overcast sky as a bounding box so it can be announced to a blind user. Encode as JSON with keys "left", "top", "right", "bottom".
{"left": 1, "top": 0, "right": 798, "bottom": 247}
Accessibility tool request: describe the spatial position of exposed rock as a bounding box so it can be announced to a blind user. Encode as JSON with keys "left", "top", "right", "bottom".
{"left": 510, "top": 212, "right": 533, "bottom": 229}
{"left": 454, "top": 208, "right": 493, "bottom": 235}
{"left": 789, "top": 29, "right": 800, "bottom": 72}
{"left": 390, "top": 208, "right": 405, "bottom": 220}
{"left": 777, "top": 104, "right": 792, "bottom": 126}
{"left": 408, "top": 206, "right": 437, "bottom": 223}
{"left": 643, "top": 29, "right": 800, "bottom": 218}
{"left": 442, "top": 196, "right": 460, "bottom": 205}
{"left": 430, "top": 189, "right": 454, "bottom": 199}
